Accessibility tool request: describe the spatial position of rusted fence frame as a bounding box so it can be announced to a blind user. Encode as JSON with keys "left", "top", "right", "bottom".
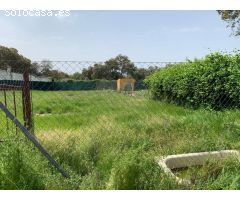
{"left": 0, "top": 84, "right": 21, "bottom": 133}
{"left": 0, "top": 65, "right": 33, "bottom": 133}
{"left": 0, "top": 84, "right": 22, "bottom": 90}
{"left": 22, "top": 66, "right": 33, "bottom": 132}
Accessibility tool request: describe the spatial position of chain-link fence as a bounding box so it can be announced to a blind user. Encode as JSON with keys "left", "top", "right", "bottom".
{"left": 0, "top": 60, "right": 240, "bottom": 189}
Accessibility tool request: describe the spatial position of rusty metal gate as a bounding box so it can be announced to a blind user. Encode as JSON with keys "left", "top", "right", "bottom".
{"left": 0, "top": 66, "right": 33, "bottom": 133}
{"left": 0, "top": 65, "right": 69, "bottom": 178}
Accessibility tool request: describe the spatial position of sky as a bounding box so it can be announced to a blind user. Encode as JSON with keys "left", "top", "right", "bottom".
{"left": 0, "top": 10, "right": 239, "bottom": 62}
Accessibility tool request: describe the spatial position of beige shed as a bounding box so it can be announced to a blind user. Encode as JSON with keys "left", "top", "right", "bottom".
{"left": 117, "top": 78, "right": 136, "bottom": 92}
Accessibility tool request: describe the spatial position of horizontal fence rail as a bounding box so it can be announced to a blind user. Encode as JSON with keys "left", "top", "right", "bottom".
{"left": 0, "top": 84, "right": 22, "bottom": 90}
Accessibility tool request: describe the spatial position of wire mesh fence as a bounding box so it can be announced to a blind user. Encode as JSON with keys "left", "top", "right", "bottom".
{"left": 0, "top": 60, "right": 240, "bottom": 189}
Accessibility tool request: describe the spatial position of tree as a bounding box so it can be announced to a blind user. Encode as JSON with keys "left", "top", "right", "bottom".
{"left": 82, "top": 67, "right": 93, "bottom": 80}
{"left": 105, "top": 55, "right": 135, "bottom": 79}
{"left": 80, "top": 55, "right": 136, "bottom": 80}
{"left": 0, "top": 45, "right": 45, "bottom": 75}
{"left": 91, "top": 64, "right": 109, "bottom": 79}
{"left": 0, "top": 45, "right": 71, "bottom": 79}
{"left": 30, "top": 62, "right": 41, "bottom": 75}
{"left": 39, "top": 60, "right": 53, "bottom": 76}
{"left": 131, "top": 66, "right": 160, "bottom": 80}
{"left": 73, "top": 55, "right": 160, "bottom": 81}
{"left": 218, "top": 10, "right": 240, "bottom": 36}
{"left": 72, "top": 72, "right": 84, "bottom": 80}
{"left": 0, "top": 45, "right": 31, "bottom": 73}
{"left": 48, "top": 70, "right": 69, "bottom": 80}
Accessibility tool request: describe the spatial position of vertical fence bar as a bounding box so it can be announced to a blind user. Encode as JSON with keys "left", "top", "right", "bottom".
{"left": 13, "top": 89, "right": 18, "bottom": 134}
{"left": 22, "top": 65, "right": 33, "bottom": 132}
{"left": 3, "top": 89, "right": 9, "bottom": 131}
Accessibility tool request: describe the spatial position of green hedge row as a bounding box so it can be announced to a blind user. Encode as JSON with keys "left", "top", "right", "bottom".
{"left": 145, "top": 52, "right": 240, "bottom": 110}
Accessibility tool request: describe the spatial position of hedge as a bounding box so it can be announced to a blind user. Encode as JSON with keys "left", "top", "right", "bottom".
{"left": 144, "top": 52, "right": 240, "bottom": 110}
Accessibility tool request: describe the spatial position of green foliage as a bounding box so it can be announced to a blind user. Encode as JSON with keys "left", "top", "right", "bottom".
{"left": 218, "top": 10, "right": 240, "bottom": 36}
{"left": 145, "top": 52, "right": 240, "bottom": 110}
{"left": 0, "top": 45, "right": 69, "bottom": 78}
{"left": 77, "top": 55, "right": 159, "bottom": 81}
{"left": 72, "top": 72, "right": 84, "bottom": 80}
{"left": 0, "top": 45, "right": 31, "bottom": 73}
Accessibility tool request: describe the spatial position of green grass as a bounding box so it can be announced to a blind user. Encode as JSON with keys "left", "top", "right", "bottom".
{"left": 0, "top": 90, "right": 240, "bottom": 189}
{"left": 172, "top": 158, "right": 240, "bottom": 189}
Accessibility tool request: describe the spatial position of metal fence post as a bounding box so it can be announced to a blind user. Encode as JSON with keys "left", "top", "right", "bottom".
{"left": 22, "top": 65, "right": 33, "bottom": 132}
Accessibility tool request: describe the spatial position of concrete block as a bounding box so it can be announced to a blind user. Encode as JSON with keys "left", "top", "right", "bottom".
{"left": 157, "top": 150, "right": 240, "bottom": 186}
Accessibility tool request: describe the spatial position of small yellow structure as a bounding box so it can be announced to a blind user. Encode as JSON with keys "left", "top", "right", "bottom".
{"left": 117, "top": 78, "right": 136, "bottom": 92}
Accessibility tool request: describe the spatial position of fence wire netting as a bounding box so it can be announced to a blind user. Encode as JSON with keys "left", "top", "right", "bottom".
{"left": 0, "top": 60, "right": 240, "bottom": 189}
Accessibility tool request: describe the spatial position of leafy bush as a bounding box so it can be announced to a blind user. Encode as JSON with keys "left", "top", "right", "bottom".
{"left": 145, "top": 52, "right": 240, "bottom": 110}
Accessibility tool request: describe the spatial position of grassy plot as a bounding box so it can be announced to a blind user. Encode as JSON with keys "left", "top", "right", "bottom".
{"left": 0, "top": 90, "right": 240, "bottom": 189}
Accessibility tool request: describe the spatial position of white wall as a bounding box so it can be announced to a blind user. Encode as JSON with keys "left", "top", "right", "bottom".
{"left": 0, "top": 69, "right": 51, "bottom": 82}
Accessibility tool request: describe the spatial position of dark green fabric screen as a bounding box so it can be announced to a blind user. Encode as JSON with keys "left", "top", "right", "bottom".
{"left": 0, "top": 80, "right": 146, "bottom": 91}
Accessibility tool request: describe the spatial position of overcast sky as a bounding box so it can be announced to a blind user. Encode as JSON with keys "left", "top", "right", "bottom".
{"left": 0, "top": 10, "right": 239, "bottom": 62}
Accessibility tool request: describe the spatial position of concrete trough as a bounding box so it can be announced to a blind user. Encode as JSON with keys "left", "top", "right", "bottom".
{"left": 157, "top": 150, "right": 240, "bottom": 186}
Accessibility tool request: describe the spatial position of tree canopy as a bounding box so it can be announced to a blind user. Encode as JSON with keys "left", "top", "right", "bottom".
{"left": 78, "top": 55, "right": 159, "bottom": 81}
{"left": 0, "top": 45, "right": 31, "bottom": 73}
{"left": 0, "top": 45, "right": 69, "bottom": 79}
{"left": 0, "top": 46, "right": 158, "bottom": 81}
{"left": 218, "top": 10, "right": 240, "bottom": 36}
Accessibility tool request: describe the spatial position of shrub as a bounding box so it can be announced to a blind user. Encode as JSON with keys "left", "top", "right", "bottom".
{"left": 145, "top": 51, "right": 240, "bottom": 110}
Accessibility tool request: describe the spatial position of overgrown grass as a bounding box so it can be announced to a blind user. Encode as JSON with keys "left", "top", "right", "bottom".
{"left": 0, "top": 90, "right": 240, "bottom": 189}
{"left": 173, "top": 158, "right": 240, "bottom": 189}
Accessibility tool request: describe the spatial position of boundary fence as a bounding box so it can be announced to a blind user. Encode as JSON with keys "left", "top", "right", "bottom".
{"left": 1, "top": 60, "right": 239, "bottom": 189}
{"left": 0, "top": 79, "right": 147, "bottom": 91}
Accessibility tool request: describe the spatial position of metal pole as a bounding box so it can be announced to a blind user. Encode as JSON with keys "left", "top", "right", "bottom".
{"left": 22, "top": 65, "right": 33, "bottom": 132}
{"left": 3, "top": 90, "right": 9, "bottom": 131}
{"left": 13, "top": 89, "right": 18, "bottom": 134}
{"left": 0, "top": 102, "right": 69, "bottom": 179}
